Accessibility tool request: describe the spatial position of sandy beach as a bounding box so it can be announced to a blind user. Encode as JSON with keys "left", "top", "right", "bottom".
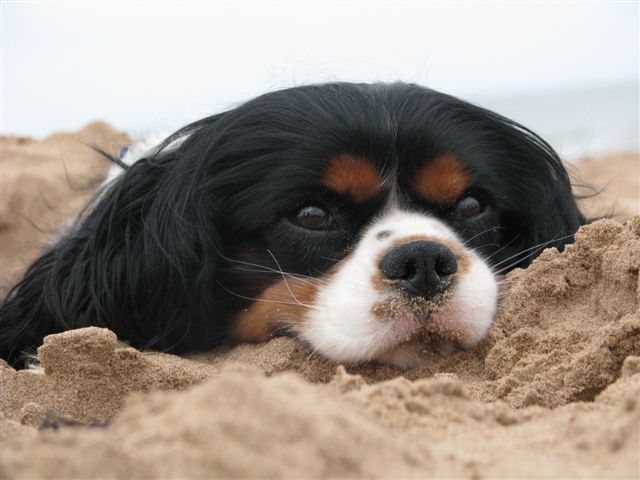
{"left": 1, "top": 123, "right": 638, "bottom": 478}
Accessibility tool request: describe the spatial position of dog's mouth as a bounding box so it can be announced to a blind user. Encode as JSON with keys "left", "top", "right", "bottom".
{"left": 371, "top": 289, "right": 469, "bottom": 367}
{"left": 373, "top": 288, "right": 456, "bottom": 334}
{"left": 375, "top": 335, "right": 464, "bottom": 369}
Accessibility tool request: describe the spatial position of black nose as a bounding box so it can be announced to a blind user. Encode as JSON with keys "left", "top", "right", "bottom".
{"left": 379, "top": 240, "right": 457, "bottom": 297}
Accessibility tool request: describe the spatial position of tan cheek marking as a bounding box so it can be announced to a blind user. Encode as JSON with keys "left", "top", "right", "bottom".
{"left": 231, "top": 278, "right": 319, "bottom": 342}
{"left": 321, "top": 154, "right": 381, "bottom": 202}
{"left": 413, "top": 154, "right": 470, "bottom": 203}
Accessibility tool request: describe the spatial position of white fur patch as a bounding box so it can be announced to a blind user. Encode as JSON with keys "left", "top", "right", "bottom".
{"left": 300, "top": 210, "right": 498, "bottom": 366}
{"left": 101, "top": 131, "right": 191, "bottom": 188}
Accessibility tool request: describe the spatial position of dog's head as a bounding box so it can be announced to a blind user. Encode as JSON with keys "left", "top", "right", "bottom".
{"left": 1, "top": 82, "right": 586, "bottom": 368}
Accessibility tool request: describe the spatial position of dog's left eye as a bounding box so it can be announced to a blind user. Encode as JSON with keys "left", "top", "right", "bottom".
{"left": 453, "top": 195, "right": 482, "bottom": 219}
{"left": 292, "top": 206, "right": 332, "bottom": 230}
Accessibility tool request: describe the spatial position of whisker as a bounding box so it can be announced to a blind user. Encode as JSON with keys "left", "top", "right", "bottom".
{"left": 266, "top": 249, "right": 308, "bottom": 309}
{"left": 469, "top": 242, "right": 502, "bottom": 250}
{"left": 320, "top": 255, "right": 341, "bottom": 263}
{"left": 306, "top": 344, "right": 324, "bottom": 362}
{"left": 481, "top": 233, "right": 522, "bottom": 262}
{"left": 497, "top": 268, "right": 529, "bottom": 285}
{"left": 269, "top": 324, "right": 296, "bottom": 337}
{"left": 224, "top": 265, "right": 326, "bottom": 287}
{"left": 490, "top": 232, "right": 575, "bottom": 274}
{"left": 221, "top": 254, "right": 328, "bottom": 285}
{"left": 215, "top": 281, "right": 318, "bottom": 309}
{"left": 461, "top": 226, "right": 504, "bottom": 247}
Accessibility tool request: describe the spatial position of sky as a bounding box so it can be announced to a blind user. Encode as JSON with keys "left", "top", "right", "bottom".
{"left": 1, "top": 2, "right": 638, "bottom": 140}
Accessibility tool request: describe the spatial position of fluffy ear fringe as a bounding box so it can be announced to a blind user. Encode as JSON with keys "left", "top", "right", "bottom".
{"left": 0, "top": 118, "right": 230, "bottom": 368}
{"left": 473, "top": 106, "right": 587, "bottom": 266}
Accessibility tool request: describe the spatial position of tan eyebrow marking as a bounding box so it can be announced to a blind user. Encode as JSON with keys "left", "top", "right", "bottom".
{"left": 413, "top": 154, "right": 470, "bottom": 203}
{"left": 321, "top": 154, "right": 382, "bottom": 202}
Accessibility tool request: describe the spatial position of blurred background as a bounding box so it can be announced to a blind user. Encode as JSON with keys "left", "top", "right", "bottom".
{"left": 0, "top": 2, "right": 638, "bottom": 288}
{"left": 2, "top": 2, "right": 638, "bottom": 161}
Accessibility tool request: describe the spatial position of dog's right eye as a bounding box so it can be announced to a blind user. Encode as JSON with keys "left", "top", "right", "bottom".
{"left": 452, "top": 194, "right": 483, "bottom": 220}
{"left": 292, "top": 206, "right": 332, "bottom": 230}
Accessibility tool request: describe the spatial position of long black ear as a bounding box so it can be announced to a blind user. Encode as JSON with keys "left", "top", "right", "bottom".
{"left": 480, "top": 108, "right": 587, "bottom": 269}
{"left": 0, "top": 118, "right": 229, "bottom": 368}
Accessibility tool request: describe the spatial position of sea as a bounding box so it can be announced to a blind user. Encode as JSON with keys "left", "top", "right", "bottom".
{"left": 478, "top": 82, "right": 638, "bottom": 163}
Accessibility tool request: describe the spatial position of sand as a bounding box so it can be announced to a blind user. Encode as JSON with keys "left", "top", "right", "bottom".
{"left": 0, "top": 123, "right": 639, "bottom": 479}
{"left": 0, "top": 122, "right": 130, "bottom": 293}
{"left": 574, "top": 153, "right": 640, "bottom": 221}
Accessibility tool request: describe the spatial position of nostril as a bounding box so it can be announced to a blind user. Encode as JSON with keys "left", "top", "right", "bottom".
{"left": 403, "top": 260, "right": 418, "bottom": 281}
{"left": 380, "top": 251, "right": 417, "bottom": 281}
{"left": 379, "top": 240, "right": 458, "bottom": 298}
{"left": 435, "top": 251, "right": 457, "bottom": 277}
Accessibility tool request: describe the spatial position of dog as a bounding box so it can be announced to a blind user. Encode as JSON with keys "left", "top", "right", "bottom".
{"left": 0, "top": 82, "right": 586, "bottom": 369}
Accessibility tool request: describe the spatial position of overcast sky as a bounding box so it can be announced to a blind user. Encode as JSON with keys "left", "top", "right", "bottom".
{"left": 1, "top": 2, "right": 638, "bottom": 137}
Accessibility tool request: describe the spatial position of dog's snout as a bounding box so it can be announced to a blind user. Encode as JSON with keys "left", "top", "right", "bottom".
{"left": 380, "top": 240, "right": 457, "bottom": 297}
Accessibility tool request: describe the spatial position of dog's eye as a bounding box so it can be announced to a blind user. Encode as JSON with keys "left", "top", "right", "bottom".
{"left": 292, "top": 206, "right": 332, "bottom": 230}
{"left": 453, "top": 195, "right": 482, "bottom": 219}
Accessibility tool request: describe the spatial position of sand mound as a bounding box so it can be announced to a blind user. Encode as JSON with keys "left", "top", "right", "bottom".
{"left": 0, "top": 123, "right": 129, "bottom": 292}
{"left": 2, "top": 358, "right": 639, "bottom": 478}
{"left": 0, "top": 328, "right": 219, "bottom": 424}
{"left": 483, "top": 217, "right": 640, "bottom": 407}
{"left": 2, "top": 217, "right": 639, "bottom": 478}
{"left": 1, "top": 125, "right": 638, "bottom": 478}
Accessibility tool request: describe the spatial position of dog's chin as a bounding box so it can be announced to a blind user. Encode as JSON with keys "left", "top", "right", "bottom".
{"left": 375, "top": 336, "right": 464, "bottom": 370}
{"left": 367, "top": 291, "right": 478, "bottom": 369}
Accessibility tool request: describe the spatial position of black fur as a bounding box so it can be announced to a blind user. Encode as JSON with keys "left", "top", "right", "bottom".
{"left": 0, "top": 82, "right": 586, "bottom": 367}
